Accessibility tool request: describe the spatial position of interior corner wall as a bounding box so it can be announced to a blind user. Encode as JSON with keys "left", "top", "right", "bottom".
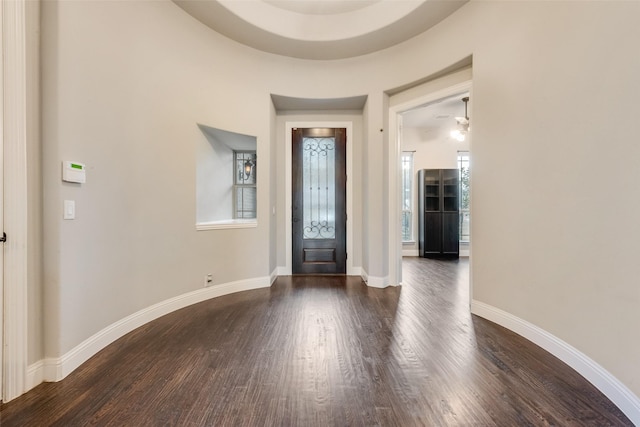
{"left": 26, "top": 0, "right": 43, "bottom": 366}
{"left": 195, "top": 133, "right": 234, "bottom": 223}
{"left": 361, "top": 103, "right": 370, "bottom": 277}
{"left": 269, "top": 101, "right": 278, "bottom": 276}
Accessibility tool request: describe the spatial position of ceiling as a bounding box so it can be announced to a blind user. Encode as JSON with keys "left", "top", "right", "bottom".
{"left": 401, "top": 92, "right": 469, "bottom": 139}
{"left": 173, "top": 0, "right": 468, "bottom": 60}
{"left": 176, "top": 2, "right": 470, "bottom": 132}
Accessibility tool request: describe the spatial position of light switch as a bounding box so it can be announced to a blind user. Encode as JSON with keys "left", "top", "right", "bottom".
{"left": 64, "top": 200, "right": 75, "bottom": 220}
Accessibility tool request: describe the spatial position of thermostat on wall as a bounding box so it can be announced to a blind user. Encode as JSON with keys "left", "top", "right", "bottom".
{"left": 62, "top": 161, "right": 86, "bottom": 183}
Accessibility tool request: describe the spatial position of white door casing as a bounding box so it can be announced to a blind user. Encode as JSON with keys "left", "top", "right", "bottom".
{"left": 387, "top": 77, "right": 472, "bottom": 287}
{"left": 2, "top": 0, "right": 30, "bottom": 402}
{"left": 0, "top": 0, "right": 5, "bottom": 402}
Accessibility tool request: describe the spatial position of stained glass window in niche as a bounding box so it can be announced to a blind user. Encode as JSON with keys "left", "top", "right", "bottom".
{"left": 234, "top": 151, "right": 256, "bottom": 219}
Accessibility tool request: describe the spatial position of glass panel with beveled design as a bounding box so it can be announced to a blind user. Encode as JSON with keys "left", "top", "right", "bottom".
{"left": 302, "top": 137, "right": 336, "bottom": 240}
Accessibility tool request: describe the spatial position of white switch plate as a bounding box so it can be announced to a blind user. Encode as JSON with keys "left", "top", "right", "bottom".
{"left": 64, "top": 200, "right": 75, "bottom": 220}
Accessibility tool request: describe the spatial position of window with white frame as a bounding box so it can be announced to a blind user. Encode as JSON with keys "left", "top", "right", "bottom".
{"left": 233, "top": 151, "right": 257, "bottom": 219}
{"left": 458, "top": 151, "right": 470, "bottom": 242}
{"left": 401, "top": 152, "right": 414, "bottom": 242}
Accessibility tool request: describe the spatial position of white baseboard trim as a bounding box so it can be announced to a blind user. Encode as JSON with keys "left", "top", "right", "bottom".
{"left": 361, "top": 268, "right": 392, "bottom": 288}
{"left": 277, "top": 266, "right": 362, "bottom": 277}
{"left": 471, "top": 300, "right": 640, "bottom": 426}
{"left": 402, "top": 250, "right": 469, "bottom": 257}
{"left": 402, "top": 249, "right": 419, "bottom": 257}
{"left": 270, "top": 268, "right": 278, "bottom": 285}
{"left": 37, "top": 276, "right": 272, "bottom": 384}
{"left": 366, "top": 275, "right": 390, "bottom": 288}
{"left": 27, "top": 360, "right": 44, "bottom": 390}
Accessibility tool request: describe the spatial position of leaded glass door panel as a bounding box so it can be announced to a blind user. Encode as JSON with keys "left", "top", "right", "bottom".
{"left": 292, "top": 128, "right": 346, "bottom": 274}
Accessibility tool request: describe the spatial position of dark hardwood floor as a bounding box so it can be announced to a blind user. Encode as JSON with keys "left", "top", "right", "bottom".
{"left": 0, "top": 258, "right": 633, "bottom": 426}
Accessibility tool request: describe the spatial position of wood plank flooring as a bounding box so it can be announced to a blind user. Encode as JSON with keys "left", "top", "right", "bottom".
{"left": 0, "top": 258, "right": 633, "bottom": 426}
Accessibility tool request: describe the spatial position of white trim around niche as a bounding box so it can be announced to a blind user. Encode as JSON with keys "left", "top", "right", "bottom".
{"left": 196, "top": 219, "right": 257, "bottom": 230}
{"left": 28, "top": 276, "right": 273, "bottom": 387}
{"left": 472, "top": 300, "right": 640, "bottom": 426}
{"left": 284, "top": 121, "right": 355, "bottom": 276}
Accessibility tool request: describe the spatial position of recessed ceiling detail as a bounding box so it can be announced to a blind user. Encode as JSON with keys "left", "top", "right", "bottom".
{"left": 263, "top": 0, "right": 380, "bottom": 15}
{"left": 173, "top": 0, "right": 468, "bottom": 60}
{"left": 271, "top": 94, "right": 368, "bottom": 111}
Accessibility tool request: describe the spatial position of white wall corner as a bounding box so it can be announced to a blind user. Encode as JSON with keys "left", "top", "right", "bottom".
{"left": 42, "top": 358, "right": 61, "bottom": 383}
{"left": 270, "top": 268, "right": 278, "bottom": 285}
{"left": 361, "top": 268, "right": 369, "bottom": 284}
{"left": 471, "top": 300, "right": 640, "bottom": 426}
{"left": 26, "top": 361, "right": 44, "bottom": 390}
{"left": 366, "top": 275, "right": 390, "bottom": 289}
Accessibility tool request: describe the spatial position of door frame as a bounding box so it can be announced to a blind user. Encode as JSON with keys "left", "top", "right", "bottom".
{"left": 285, "top": 121, "right": 354, "bottom": 275}
{"left": 387, "top": 75, "right": 472, "bottom": 287}
{"left": 0, "top": 0, "right": 4, "bottom": 401}
{"left": 2, "top": 0, "right": 30, "bottom": 402}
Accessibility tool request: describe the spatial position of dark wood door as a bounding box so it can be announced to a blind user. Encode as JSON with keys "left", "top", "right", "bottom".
{"left": 292, "top": 128, "right": 346, "bottom": 274}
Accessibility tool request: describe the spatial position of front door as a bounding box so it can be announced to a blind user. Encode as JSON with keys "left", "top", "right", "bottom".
{"left": 292, "top": 128, "right": 346, "bottom": 274}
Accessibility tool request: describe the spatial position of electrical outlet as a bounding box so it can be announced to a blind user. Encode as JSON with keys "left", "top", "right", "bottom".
{"left": 204, "top": 273, "right": 213, "bottom": 287}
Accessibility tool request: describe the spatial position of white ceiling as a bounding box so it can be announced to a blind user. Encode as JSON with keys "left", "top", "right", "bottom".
{"left": 401, "top": 92, "right": 469, "bottom": 139}
{"left": 173, "top": 0, "right": 468, "bottom": 60}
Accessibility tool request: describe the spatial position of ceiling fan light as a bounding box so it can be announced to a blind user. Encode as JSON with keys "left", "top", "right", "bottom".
{"left": 450, "top": 96, "right": 470, "bottom": 142}
{"left": 451, "top": 129, "right": 466, "bottom": 142}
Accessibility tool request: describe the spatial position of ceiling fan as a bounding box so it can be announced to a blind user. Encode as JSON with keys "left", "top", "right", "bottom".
{"left": 451, "top": 96, "right": 470, "bottom": 142}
